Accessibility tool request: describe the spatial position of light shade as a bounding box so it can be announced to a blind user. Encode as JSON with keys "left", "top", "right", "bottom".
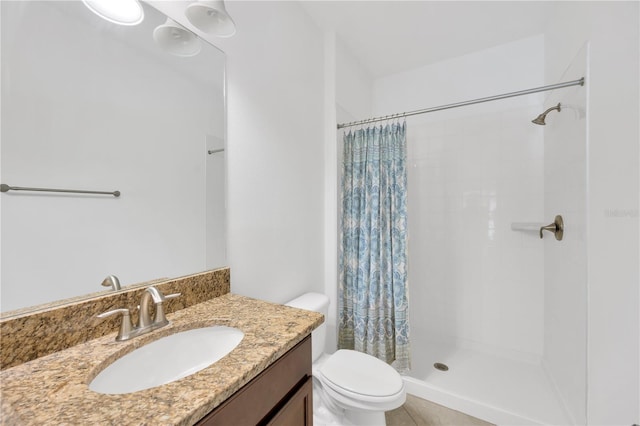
{"left": 82, "top": 0, "right": 144, "bottom": 26}
{"left": 153, "top": 18, "right": 202, "bottom": 57}
{"left": 185, "top": 0, "right": 236, "bottom": 37}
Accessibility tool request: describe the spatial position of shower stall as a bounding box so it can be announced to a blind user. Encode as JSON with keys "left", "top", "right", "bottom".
{"left": 402, "top": 74, "right": 587, "bottom": 424}
{"left": 337, "top": 38, "right": 588, "bottom": 425}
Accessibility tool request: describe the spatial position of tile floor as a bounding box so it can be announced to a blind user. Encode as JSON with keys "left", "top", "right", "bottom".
{"left": 385, "top": 395, "right": 494, "bottom": 426}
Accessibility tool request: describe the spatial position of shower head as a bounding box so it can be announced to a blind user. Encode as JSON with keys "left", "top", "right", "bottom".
{"left": 532, "top": 103, "right": 561, "bottom": 125}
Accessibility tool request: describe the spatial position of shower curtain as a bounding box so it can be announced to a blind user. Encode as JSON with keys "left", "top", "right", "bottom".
{"left": 338, "top": 121, "right": 410, "bottom": 372}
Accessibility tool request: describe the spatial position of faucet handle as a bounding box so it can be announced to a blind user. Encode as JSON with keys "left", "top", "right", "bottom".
{"left": 97, "top": 308, "right": 133, "bottom": 341}
{"left": 164, "top": 293, "right": 181, "bottom": 300}
{"left": 539, "top": 215, "right": 564, "bottom": 241}
{"left": 152, "top": 293, "right": 181, "bottom": 327}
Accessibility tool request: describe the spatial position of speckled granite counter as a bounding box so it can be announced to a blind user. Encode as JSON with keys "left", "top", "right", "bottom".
{"left": 0, "top": 293, "right": 323, "bottom": 425}
{"left": 1, "top": 268, "right": 231, "bottom": 370}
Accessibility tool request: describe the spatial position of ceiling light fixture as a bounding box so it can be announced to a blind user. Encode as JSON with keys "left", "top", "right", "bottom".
{"left": 153, "top": 18, "right": 202, "bottom": 57}
{"left": 185, "top": 0, "right": 236, "bottom": 37}
{"left": 82, "top": 0, "right": 144, "bottom": 26}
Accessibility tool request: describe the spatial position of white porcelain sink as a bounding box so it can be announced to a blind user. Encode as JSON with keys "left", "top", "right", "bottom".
{"left": 89, "top": 326, "right": 244, "bottom": 394}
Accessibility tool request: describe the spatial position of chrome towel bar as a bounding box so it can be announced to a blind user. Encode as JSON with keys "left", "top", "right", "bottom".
{"left": 0, "top": 183, "right": 120, "bottom": 197}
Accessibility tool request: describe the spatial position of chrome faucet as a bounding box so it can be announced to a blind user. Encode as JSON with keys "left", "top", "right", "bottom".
{"left": 139, "top": 286, "right": 175, "bottom": 329}
{"left": 101, "top": 275, "right": 121, "bottom": 291}
{"left": 97, "top": 286, "right": 181, "bottom": 341}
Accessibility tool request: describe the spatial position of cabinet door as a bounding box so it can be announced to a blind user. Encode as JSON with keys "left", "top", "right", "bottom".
{"left": 195, "top": 336, "right": 312, "bottom": 426}
{"left": 266, "top": 376, "right": 313, "bottom": 426}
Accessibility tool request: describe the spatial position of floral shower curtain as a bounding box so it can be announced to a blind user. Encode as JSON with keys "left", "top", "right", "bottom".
{"left": 338, "top": 121, "right": 410, "bottom": 372}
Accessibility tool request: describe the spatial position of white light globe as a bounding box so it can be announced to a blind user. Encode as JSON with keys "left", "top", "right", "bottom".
{"left": 82, "top": 0, "right": 144, "bottom": 26}
{"left": 185, "top": 0, "right": 236, "bottom": 37}
{"left": 153, "top": 18, "right": 202, "bottom": 57}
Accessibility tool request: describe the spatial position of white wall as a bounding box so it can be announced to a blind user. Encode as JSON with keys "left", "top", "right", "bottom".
{"left": 372, "top": 35, "right": 546, "bottom": 362}
{"left": 1, "top": 2, "right": 225, "bottom": 311}
{"left": 212, "top": 1, "right": 326, "bottom": 303}
{"left": 544, "top": 2, "right": 639, "bottom": 424}
{"left": 336, "top": 38, "right": 373, "bottom": 123}
{"left": 323, "top": 31, "right": 338, "bottom": 354}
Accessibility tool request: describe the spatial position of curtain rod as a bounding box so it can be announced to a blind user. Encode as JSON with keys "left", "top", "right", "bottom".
{"left": 337, "top": 77, "right": 585, "bottom": 130}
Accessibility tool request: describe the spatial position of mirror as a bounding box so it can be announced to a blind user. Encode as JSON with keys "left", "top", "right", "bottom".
{"left": 0, "top": 1, "right": 226, "bottom": 314}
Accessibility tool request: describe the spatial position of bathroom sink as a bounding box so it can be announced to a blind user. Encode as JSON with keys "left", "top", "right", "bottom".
{"left": 89, "top": 326, "right": 244, "bottom": 394}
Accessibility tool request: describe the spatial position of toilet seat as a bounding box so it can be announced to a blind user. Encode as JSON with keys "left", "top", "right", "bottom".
{"left": 319, "top": 350, "right": 404, "bottom": 397}
{"left": 316, "top": 349, "right": 406, "bottom": 411}
{"left": 319, "top": 377, "right": 405, "bottom": 412}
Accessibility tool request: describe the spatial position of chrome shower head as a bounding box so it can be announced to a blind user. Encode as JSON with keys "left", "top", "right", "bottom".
{"left": 532, "top": 103, "right": 561, "bottom": 125}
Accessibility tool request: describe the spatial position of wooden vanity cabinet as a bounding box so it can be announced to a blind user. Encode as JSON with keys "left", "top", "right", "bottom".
{"left": 195, "top": 335, "right": 313, "bottom": 426}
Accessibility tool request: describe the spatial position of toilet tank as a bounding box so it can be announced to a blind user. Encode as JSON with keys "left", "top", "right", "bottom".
{"left": 285, "top": 292, "right": 329, "bottom": 363}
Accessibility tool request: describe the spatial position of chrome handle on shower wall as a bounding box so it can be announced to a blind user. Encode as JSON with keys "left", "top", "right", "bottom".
{"left": 539, "top": 215, "right": 564, "bottom": 240}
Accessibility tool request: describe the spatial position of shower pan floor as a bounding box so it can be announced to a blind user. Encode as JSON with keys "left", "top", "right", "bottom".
{"left": 404, "top": 339, "right": 570, "bottom": 425}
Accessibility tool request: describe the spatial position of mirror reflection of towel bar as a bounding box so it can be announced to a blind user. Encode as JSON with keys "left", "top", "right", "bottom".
{"left": 0, "top": 183, "right": 120, "bottom": 197}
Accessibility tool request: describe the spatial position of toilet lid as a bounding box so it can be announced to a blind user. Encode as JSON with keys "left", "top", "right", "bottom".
{"left": 319, "top": 349, "right": 404, "bottom": 398}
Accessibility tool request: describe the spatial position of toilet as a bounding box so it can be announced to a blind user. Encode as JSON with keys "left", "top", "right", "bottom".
{"left": 286, "top": 293, "right": 406, "bottom": 426}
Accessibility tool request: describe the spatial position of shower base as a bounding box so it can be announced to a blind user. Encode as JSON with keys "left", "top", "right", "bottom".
{"left": 403, "top": 339, "right": 571, "bottom": 425}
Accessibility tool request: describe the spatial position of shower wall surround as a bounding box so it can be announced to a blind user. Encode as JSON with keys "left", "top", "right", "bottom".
{"left": 544, "top": 2, "right": 639, "bottom": 422}
{"left": 541, "top": 45, "right": 588, "bottom": 425}
{"left": 403, "top": 106, "right": 545, "bottom": 360}
{"left": 373, "top": 35, "right": 547, "bottom": 363}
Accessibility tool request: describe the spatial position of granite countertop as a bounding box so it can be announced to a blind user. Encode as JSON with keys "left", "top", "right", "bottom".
{"left": 0, "top": 293, "right": 323, "bottom": 425}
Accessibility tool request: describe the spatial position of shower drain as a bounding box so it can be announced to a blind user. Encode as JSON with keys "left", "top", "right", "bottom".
{"left": 433, "top": 362, "right": 449, "bottom": 371}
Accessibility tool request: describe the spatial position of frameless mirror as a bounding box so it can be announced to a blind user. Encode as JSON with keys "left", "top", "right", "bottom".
{"left": 0, "top": 1, "right": 226, "bottom": 314}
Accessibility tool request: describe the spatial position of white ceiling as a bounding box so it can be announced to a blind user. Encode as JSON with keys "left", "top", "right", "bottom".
{"left": 299, "top": 1, "right": 548, "bottom": 79}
